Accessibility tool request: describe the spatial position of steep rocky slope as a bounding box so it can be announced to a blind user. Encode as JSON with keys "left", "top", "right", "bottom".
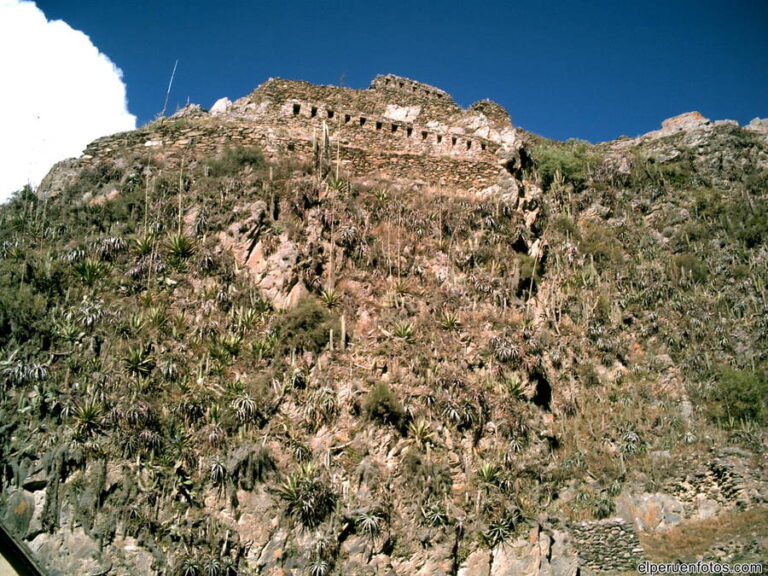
{"left": 1, "top": 87, "right": 767, "bottom": 575}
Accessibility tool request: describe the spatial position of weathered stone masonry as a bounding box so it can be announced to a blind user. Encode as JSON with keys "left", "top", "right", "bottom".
{"left": 77, "top": 74, "right": 521, "bottom": 195}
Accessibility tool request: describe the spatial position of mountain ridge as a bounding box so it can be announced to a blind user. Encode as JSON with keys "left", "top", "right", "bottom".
{"left": 1, "top": 75, "right": 767, "bottom": 576}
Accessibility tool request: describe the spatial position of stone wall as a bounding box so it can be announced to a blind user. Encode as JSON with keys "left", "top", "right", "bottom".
{"left": 245, "top": 76, "right": 469, "bottom": 125}
{"left": 569, "top": 518, "right": 645, "bottom": 574}
{"left": 74, "top": 74, "right": 519, "bottom": 195}
{"left": 370, "top": 74, "right": 451, "bottom": 101}
{"left": 232, "top": 76, "right": 504, "bottom": 160}
{"left": 80, "top": 113, "right": 501, "bottom": 193}
{"left": 276, "top": 97, "right": 498, "bottom": 159}
{"left": 668, "top": 459, "right": 750, "bottom": 511}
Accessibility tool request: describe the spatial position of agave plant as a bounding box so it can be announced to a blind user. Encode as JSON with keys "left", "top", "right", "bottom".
{"left": 210, "top": 458, "right": 227, "bottom": 486}
{"left": 177, "top": 555, "right": 200, "bottom": 576}
{"left": 138, "top": 429, "right": 164, "bottom": 456}
{"left": 338, "top": 224, "right": 359, "bottom": 248}
{"left": 439, "top": 310, "right": 461, "bottom": 330}
{"left": 320, "top": 288, "right": 341, "bottom": 309}
{"left": 124, "top": 345, "right": 155, "bottom": 378}
{"left": 124, "top": 401, "right": 154, "bottom": 428}
{"left": 202, "top": 556, "right": 221, "bottom": 576}
{"left": 355, "top": 507, "right": 386, "bottom": 541}
{"left": 175, "top": 398, "right": 205, "bottom": 425}
{"left": 490, "top": 335, "right": 520, "bottom": 364}
{"left": 482, "top": 509, "right": 521, "bottom": 548}
{"left": 72, "top": 258, "right": 110, "bottom": 286}
{"left": 134, "top": 233, "right": 156, "bottom": 256}
{"left": 476, "top": 462, "right": 500, "bottom": 487}
{"left": 308, "top": 559, "right": 330, "bottom": 576}
{"left": 209, "top": 333, "right": 243, "bottom": 362}
{"left": 408, "top": 418, "right": 435, "bottom": 449}
{"left": 124, "top": 311, "right": 146, "bottom": 337}
{"left": 96, "top": 236, "right": 128, "bottom": 261}
{"left": 159, "top": 358, "right": 180, "bottom": 381}
{"left": 325, "top": 175, "right": 350, "bottom": 196}
{"left": 619, "top": 427, "right": 644, "bottom": 455}
{"left": 166, "top": 232, "right": 196, "bottom": 261}
{"left": 231, "top": 306, "right": 260, "bottom": 330}
{"left": 76, "top": 299, "right": 104, "bottom": 328}
{"left": 304, "top": 386, "right": 339, "bottom": 430}
{"left": 230, "top": 390, "right": 261, "bottom": 426}
{"left": 276, "top": 463, "right": 337, "bottom": 529}
{"left": 421, "top": 501, "right": 450, "bottom": 528}
{"left": 1, "top": 357, "right": 48, "bottom": 386}
{"left": 502, "top": 374, "right": 527, "bottom": 400}
{"left": 72, "top": 398, "right": 103, "bottom": 439}
{"left": 250, "top": 332, "right": 278, "bottom": 361}
{"left": 54, "top": 316, "right": 84, "bottom": 344}
{"left": 392, "top": 320, "right": 415, "bottom": 342}
{"left": 145, "top": 306, "right": 168, "bottom": 328}
{"left": 205, "top": 423, "right": 226, "bottom": 448}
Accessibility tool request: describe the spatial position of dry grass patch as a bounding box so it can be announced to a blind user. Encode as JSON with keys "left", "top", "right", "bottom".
{"left": 639, "top": 506, "right": 768, "bottom": 562}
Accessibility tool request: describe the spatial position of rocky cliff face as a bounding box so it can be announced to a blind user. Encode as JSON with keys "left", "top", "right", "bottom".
{"left": 2, "top": 78, "right": 767, "bottom": 575}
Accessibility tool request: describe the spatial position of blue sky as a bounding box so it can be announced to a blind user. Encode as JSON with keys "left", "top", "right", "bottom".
{"left": 29, "top": 0, "right": 768, "bottom": 143}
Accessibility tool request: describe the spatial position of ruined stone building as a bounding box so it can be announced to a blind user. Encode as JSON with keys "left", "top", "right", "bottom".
{"left": 74, "top": 74, "right": 523, "bottom": 195}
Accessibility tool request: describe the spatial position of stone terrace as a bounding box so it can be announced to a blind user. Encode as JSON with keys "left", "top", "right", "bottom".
{"left": 76, "top": 75, "right": 521, "bottom": 194}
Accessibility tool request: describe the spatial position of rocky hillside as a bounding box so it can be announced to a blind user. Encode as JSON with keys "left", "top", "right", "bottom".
{"left": 1, "top": 97, "right": 767, "bottom": 575}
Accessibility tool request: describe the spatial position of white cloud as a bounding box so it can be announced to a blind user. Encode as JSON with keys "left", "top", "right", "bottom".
{"left": 0, "top": 0, "right": 136, "bottom": 202}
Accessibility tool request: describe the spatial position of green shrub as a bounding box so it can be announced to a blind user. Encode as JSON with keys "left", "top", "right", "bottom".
{"left": 670, "top": 253, "right": 708, "bottom": 284}
{"left": 207, "top": 146, "right": 265, "bottom": 177}
{"left": 364, "top": 382, "right": 406, "bottom": 430}
{"left": 553, "top": 215, "right": 577, "bottom": 237}
{"left": 578, "top": 222, "right": 623, "bottom": 266}
{"left": 630, "top": 154, "right": 696, "bottom": 190}
{"left": 401, "top": 449, "right": 452, "bottom": 496}
{"left": 727, "top": 199, "right": 768, "bottom": 248}
{"left": 532, "top": 139, "right": 595, "bottom": 190}
{"left": 0, "top": 282, "right": 49, "bottom": 347}
{"left": 578, "top": 364, "right": 601, "bottom": 388}
{"left": 706, "top": 368, "right": 767, "bottom": 426}
{"left": 517, "top": 253, "right": 541, "bottom": 296}
{"left": 280, "top": 296, "right": 337, "bottom": 354}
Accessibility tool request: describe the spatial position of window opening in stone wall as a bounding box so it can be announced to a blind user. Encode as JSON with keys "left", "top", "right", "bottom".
{"left": 287, "top": 143, "right": 295, "bottom": 151}
{"left": 466, "top": 141, "right": 472, "bottom": 150}
{"left": 311, "top": 106, "right": 317, "bottom": 118}
{"left": 451, "top": 136, "right": 457, "bottom": 146}
{"left": 344, "top": 114, "right": 351, "bottom": 123}
{"left": 376, "top": 121, "right": 382, "bottom": 130}
{"left": 421, "top": 131, "right": 428, "bottom": 140}
{"left": 293, "top": 103, "right": 301, "bottom": 115}
{"left": 481, "top": 142, "right": 486, "bottom": 150}
{"left": 407, "top": 127, "right": 413, "bottom": 137}
{"left": 437, "top": 135, "right": 443, "bottom": 144}
{"left": 327, "top": 110, "right": 334, "bottom": 119}
{"left": 360, "top": 117, "right": 367, "bottom": 126}
{"left": 399, "top": 82, "right": 404, "bottom": 88}
{"left": 391, "top": 124, "right": 398, "bottom": 133}
{"left": 424, "top": 89, "right": 430, "bottom": 96}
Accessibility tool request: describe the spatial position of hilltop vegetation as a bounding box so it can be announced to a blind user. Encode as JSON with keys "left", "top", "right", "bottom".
{"left": 0, "top": 118, "right": 767, "bottom": 574}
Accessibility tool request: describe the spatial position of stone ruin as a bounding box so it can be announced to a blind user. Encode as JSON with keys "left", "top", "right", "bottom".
{"left": 74, "top": 74, "right": 523, "bottom": 195}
